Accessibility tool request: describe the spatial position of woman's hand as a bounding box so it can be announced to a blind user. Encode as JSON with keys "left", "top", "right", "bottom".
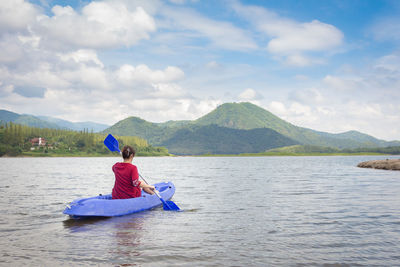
{"left": 142, "top": 184, "right": 155, "bottom": 195}
{"left": 148, "top": 185, "right": 155, "bottom": 191}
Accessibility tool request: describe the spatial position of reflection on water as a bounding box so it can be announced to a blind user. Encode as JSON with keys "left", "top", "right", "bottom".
{"left": 111, "top": 215, "right": 146, "bottom": 260}
{"left": 63, "top": 217, "right": 112, "bottom": 232}
{"left": 63, "top": 212, "right": 153, "bottom": 265}
{"left": 1, "top": 156, "right": 400, "bottom": 266}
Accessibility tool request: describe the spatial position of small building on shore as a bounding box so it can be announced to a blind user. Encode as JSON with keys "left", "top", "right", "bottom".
{"left": 30, "top": 137, "right": 46, "bottom": 147}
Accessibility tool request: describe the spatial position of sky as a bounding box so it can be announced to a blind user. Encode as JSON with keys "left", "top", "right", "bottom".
{"left": 0, "top": 0, "right": 399, "bottom": 140}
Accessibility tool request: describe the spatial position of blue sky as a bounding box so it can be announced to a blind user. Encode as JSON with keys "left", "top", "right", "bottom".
{"left": 0, "top": 0, "right": 399, "bottom": 140}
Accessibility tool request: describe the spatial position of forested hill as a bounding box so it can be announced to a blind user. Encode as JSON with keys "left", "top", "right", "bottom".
{"left": 103, "top": 102, "right": 399, "bottom": 154}
{"left": 160, "top": 125, "right": 298, "bottom": 155}
{"left": 194, "top": 102, "right": 399, "bottom": 148}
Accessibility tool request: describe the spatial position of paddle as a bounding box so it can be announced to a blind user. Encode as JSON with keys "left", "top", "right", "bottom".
{"left": 104, "top": 134, "right": 180, "bottom": 211}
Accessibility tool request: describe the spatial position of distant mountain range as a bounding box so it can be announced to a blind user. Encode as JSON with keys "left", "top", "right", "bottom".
{"left": 102, "top": 102, "right": 400, "bottom": 155}
{"left": 0, "top": 109, "right": 109, "bottom": 132}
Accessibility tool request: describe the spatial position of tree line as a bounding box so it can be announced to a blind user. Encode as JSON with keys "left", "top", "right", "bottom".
{"left": 0, "top": 122, "right": 169, "bottom": 156}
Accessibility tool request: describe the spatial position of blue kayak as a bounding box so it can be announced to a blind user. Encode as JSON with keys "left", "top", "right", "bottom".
{"left": 63, "top": 181, "right": 175, "bottom": 218}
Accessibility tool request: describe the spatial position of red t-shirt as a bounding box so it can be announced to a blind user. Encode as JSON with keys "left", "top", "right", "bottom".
{"left": 112, "top": 162, "right": 142, "bottom": 199}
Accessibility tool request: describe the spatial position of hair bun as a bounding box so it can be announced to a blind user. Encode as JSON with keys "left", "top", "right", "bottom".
{"left": 122, "top": 145, "right": 135, "bottom": 159}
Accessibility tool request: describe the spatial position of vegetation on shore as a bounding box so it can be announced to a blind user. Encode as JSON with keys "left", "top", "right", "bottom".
{"left": 0, "top": 122, "right": 169, "bottom": 157}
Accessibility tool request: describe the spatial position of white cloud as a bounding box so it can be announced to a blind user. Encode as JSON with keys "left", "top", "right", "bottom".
{"left": 269, "top": 52, "right": 400, "bottom": 140}
{"left": 232, "top": 1, "right": 344, "bottom": 66}
{"left": 36, "top": 2, "right": 156, "bottom": 49}
{"left": 371, "top": 16, "right": 400, "bottom": 42}
{"left": 0, "top": 35, "right": 24, "bottom": 63}
{"left": 59, "top": 49, "right": 104, "bottom": 67}
{"left": 168, "top": 0, "right": 186, "bottom": 4}
{"left": 160, "top": 6, "right": 257, "bottom": 51}
{"left": 206, "top": 61, "right": 222, "bottom": 69}
{"left": 267, "top": 101, "right": 287, "bottom": 116}
{"left": 238, "top": 88, "right": 262, "bottom": 101}
{"left": 116, "top": 64, "right": 184, "bottom": 85}
{"left": 322, "top": 75, "right": 362, "bottom": 91}
{"left": 374, "top": 53, "right": 400, "bottom": 73}
{"left": 265, "top": 20, "right": 343, "bottom": 54}
{"left": 0, "top": 0, "right": 200, "bottom": 123}
{"left": 0, "top": 34, "right": 212, "bottom": 125}
{"left": 266, "top": 101, "right": 317, "bottom": 124}
{"left": 150, "top": 83, "right": 186, "bottom": 98}
{"left": 122, "top": 98, "right": 221, "bottom": 122}
{"left": 285, "top": 54, "right": 324, "bottom": 67}
{"left": 289, "top": 87, "right": 323, "bottom": 105}
{"left": 288, "top": 102, "right": 313, "bottom": 117}
{"left": 0, "top": 0, "right": 39, "bottom": 33}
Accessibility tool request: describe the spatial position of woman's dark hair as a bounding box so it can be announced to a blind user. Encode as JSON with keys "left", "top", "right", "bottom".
{"left": 122, "top": 145, "right": 135, "bottom": 159}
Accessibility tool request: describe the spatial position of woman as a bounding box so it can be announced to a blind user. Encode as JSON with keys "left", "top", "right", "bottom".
{"left": 112, "top": 145, "right": 155, "bottom": 199}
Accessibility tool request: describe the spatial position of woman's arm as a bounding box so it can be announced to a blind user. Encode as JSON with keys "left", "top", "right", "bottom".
{"left": 139, "top": 181, "right": 155, "bottom": 194}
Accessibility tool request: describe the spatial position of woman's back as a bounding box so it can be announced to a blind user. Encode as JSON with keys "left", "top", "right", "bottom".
{"left": 112, "top": 162, "right": 141, "bottom": 199}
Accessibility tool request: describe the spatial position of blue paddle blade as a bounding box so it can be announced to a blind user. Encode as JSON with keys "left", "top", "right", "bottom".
{"left": 164, "top": 200, "right": 180, "bottom": 211}
{"left": 104, "top": 134, "right": 121, "bottom": 153}
{"left": 159, "top": 198, "right": 180, "bottom": 211}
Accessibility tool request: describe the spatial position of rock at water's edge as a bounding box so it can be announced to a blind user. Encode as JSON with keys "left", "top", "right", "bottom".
{"left": 357, "top": 159, "right": 400, "bottom": 171}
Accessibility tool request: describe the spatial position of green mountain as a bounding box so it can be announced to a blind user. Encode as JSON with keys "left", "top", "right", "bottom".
{"left": 0, "top": 109, "right": 109, "bottom": 132}
{"left": 195, "top": 102, "right": 326, "bottom": 145}
{"left": 194, "top": 102, "right": 394, "bottom": 148}
{"left": 160, "top": 125, "right": 298, "bottom": 155}
{"left": 195, "top": 102, "right": 289, "bottom": 130}
{"left": 102, "top": 102, "right": 399, "bottom": 154}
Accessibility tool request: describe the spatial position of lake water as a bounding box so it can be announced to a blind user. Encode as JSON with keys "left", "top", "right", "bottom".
{"left": 0, "top": 156, "right": 400, "bottom": 266}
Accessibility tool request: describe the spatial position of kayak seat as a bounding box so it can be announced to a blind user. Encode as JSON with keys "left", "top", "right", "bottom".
{"left": 157, "top": 185, "right": 170, "bottom": 192}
